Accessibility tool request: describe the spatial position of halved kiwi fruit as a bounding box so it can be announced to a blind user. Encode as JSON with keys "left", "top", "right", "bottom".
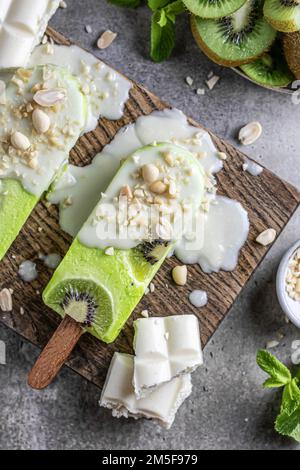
{"left": 264, "top": 0, "right": 300, "bottom": 33}
{"left": 182, "top": 0, "right": 247, "bottom": 18}
{"left": 191, "top": 0, "right": 277, "bottom": 66}
{"left": 283, "top": 31, "right": 300, "bottom": 77}
{"left": 240, "top": 40, "right": 294, "bottom": 86}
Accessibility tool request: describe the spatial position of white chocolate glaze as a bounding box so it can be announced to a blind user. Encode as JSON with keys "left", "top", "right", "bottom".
{"left": 28, "top": 44, "right": 132, "bottom": 132}
{"left": 48, "top": 108, "right": 249, "bottom": 273}
{"left": 0, "top": 65, "right": 85, "bottom": 195}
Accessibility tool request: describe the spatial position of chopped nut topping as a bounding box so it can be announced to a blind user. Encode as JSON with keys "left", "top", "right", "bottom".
{"left": 150, "top": 180, "right": 167, "bottom": 195}
{"left": 119, "top": 185, "right": 133, "bottom": 200}
{"left": 285, "top": 247, "right": 300, "bottom": 301}
{"left": 142, "top": 164, "right": 159, "bottom": 184}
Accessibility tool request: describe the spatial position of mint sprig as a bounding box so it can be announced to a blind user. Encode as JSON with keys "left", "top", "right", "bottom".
{"left": 148, "top": 0, "right": 171, "bottom": 10}
{"left": 150, "top": 10, "right": 175, "bottom": 62}
{"left": 107, "top": 0, "right": 186, "bottom": 62}
{"left": 150, "top": 1, "right": 186, "bottom": 62}
{"left": 256, "top": 350, "right": 292, "bottom": 388}
{"left": 257, "top": 350, "right": 300, "bottom": 443}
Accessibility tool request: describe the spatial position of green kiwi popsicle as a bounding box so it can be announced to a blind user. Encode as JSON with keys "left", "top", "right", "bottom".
{"left": 0, "top": 65, "right": 86, "bottom": 260}
{"left": 43, "top": 143, "right": 205, "bottom": 344}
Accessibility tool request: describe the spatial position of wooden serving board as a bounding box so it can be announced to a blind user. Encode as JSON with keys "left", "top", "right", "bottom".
{"left": 0, "top": 28, "right": 299, "bottom": 389}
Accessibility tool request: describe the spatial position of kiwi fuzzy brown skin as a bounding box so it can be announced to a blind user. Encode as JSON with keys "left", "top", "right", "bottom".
{"left": 190, "top": 15, "right": 274, "bottom": 67}
{"left": 264, "top": 0, "right": 300, "bottom": 33}
{"left": 283, "top": 31, "right": 300, "bottom": 78}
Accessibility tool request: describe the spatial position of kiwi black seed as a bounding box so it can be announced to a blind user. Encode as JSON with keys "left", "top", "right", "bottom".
{"left": 139, "top": 239, "right": 171, "bottom": 265}
{"left": 240, "top": 40, "right": 294, "bottom": 86}
{"left": 183, "top": 0, "right": 247, "bottom": 18}
{"left": 264, "top": 0, "right": 300, "bottom": 33}
{"left": 283, "top": 31, "right": 300, "bottom": 78}
{"left": 62, "top": 286, "right": 98, "bottom": 327}
{"left": 191, "top": 0, "right": 277, "bottom": 67}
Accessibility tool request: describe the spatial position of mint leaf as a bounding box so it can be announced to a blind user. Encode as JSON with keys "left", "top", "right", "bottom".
{"left": 150, "top": 11, "right": 175, "bottom": 62}
{"left": 275, "top": 408, "right": 300, "bottom": 443}
{"left": 164, "top": 0, "right": 186, "bottom": 22}
{"left": 108, "top": 0, "right": 141, "bottom": 7}
{"left": 148, "top": 0, "right": 171, "bottom": 10}
{"left": 158, "top": 9, "right": 167, "bottom": 27}
{"left": 257, "top": 350, "right": 292, "bottom": 388}
{"left": 281, "top": 379, "right": 300, "bottom": 414}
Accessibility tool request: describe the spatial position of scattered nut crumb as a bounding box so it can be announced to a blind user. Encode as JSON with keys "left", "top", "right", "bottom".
{"left": 105, "top": 247, "right": 115, "bottom": 256}
{"left": 196, "top": 88, "right": 205, "bottom": 96}
{"left": 0, "top": 288, "right": 13, "bottom": 312}
{"left": 85, "top": 25, "right": 92, "bottom": 34}
{"left": 150, "top": 282, "right": 155, "bottom": 293}
{"left": 20, "top": 307, "right": 25, "bottom": 315}
{"left": 266, "top": 340, "right": 279, "bottom": 349}
{"left": 141, "top": 309, "right": 149, "bottom": 318}
{"left": 59, "top": 0, "right": 67, "bottom": 8}
{"left": 206, "top": 75, "right": 220, "bottom": 90}
{"left": 217, "top": 152, "right": 227, "bottom": 161}
{"left": 256, "top": 228, "right": 276, "bottom": 246}
{"left": 185, "top": 76, "right": 193, "bottom": 86}
{"left": 97, "top": 30, "right": 117, "bottom": 49}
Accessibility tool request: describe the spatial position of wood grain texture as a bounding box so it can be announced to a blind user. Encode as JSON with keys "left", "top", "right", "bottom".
{"left": 0, "top": 27, "right": 299, "bottom": 389}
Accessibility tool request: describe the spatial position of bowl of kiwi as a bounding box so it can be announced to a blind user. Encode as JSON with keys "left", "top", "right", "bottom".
{"left": 185, "top": 0, "right": 300, "bottom": 92}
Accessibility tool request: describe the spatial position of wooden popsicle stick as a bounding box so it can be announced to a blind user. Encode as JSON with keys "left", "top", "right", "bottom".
{"left": 28, "top": 315, "right": 84, "bottom": 390}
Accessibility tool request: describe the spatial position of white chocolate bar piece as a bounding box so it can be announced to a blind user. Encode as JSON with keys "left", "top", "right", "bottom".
{"left": 133, "top": 315, "right": 203, "bottom": 398}
{"left": 100, "top": 353, "right": 192, "bottom": 429}
{"left": 0, "top": 0, "right": 60, "bottom": 69}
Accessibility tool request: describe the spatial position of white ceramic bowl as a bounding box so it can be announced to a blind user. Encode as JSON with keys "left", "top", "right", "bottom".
{"left": 276, "top": 240, "right": 300, "bottom": 328}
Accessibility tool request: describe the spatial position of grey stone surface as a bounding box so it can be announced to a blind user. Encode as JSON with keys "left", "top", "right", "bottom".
{"left": 0, "top": 0, "right": 299, "bottom": 450}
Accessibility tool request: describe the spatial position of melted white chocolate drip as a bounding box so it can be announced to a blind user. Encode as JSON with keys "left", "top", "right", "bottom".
{"left": 49, "top": 108, "right": 249, "bottom": 273}
{"left": 28, "top": 44, "right": 132, "bottom": 133}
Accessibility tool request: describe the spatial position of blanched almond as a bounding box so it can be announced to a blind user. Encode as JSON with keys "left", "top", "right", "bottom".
{"left": 97, "top": 30, "right": 117, "bottom": 49}
{"left": 32, "top": 109, "right": 50, "bottom": 134}
{"left": 238, "top": 122, "right": 262, "bottom": 146}
{"left": 33, "top": 88, "right": 66, "bottom": 107}
{"left": 11, "top": 131, "right": 30, "bottom": 151}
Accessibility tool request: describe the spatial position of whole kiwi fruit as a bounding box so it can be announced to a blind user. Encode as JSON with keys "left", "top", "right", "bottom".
{"left": 283, "top": 31, "right": 300, "bottom": 79}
